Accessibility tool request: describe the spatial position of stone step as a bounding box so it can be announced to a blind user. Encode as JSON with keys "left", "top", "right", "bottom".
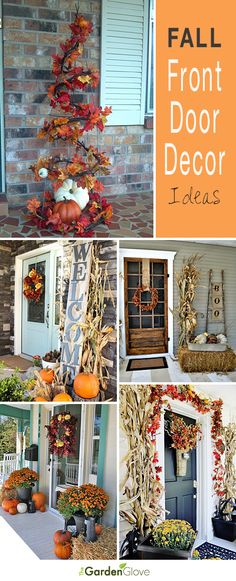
{"left": 0, "top": 193, "right": 8, "bottom": 217}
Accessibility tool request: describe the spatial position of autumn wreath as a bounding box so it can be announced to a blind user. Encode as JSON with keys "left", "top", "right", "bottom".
{"left": 23, "top": 268, "right": 44, "bottom": 303}
{"left": 132, "top": 286, "right": 158, "bottom": 312}
{"left": 45, "top": 412, "right": 77, "bottom": 457}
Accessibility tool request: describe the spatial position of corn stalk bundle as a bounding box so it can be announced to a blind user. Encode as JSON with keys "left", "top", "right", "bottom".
{"left": 120, "top": 385, "right": 163, "bottom": 535}
{"left": 79, "top": 243, "right": 115, "bottom": 398}
{"left": 223, "top": 423, "right": 236, "bottom": 499}
{"left": 174, "top": 254, "right": 202, "bottom": 347}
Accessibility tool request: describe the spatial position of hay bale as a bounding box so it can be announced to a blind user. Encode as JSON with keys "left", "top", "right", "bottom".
{"left": 178, "top": 347, "right": 236, "bottom": 373}
{"left": 71, "top": 528, "right": 117, "bottom": 560}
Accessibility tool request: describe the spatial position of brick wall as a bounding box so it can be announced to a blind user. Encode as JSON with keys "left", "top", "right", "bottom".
{"left": 3, "top": 0, "right": 153, "bottom": 207}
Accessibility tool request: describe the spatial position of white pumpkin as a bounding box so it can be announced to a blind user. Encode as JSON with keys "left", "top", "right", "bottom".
{"left": 38, "top": 167, "right": 48, "bottom": 178}
{"left": 54, "top": 179, "right": 89, "bottom": 210}
{"left": 17, "top": 502, "right": 28, "bottom": 514}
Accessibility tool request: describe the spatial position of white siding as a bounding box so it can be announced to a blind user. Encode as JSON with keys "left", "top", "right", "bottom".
{"left": 100, "top": 0, "right": 149, "bottom": 125}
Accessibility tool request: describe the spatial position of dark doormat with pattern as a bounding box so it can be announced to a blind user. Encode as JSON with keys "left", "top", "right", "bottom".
{"left": 126, "top": 357, "right": 168, "bottom": 372}
{"left": 195, "top": 542, "right": 236, "bottom": 560}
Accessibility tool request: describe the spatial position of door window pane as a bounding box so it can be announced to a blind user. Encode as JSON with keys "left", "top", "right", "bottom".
{"left": 90, "top": 405, "right": 102, "bottom": 480}
{"left": 54, "top": 256, "right": 62, "bottom": 326}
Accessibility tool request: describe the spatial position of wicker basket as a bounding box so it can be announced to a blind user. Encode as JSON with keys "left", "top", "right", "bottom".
{"left": 176, "top": 450, "right": 188, "bottom": 476}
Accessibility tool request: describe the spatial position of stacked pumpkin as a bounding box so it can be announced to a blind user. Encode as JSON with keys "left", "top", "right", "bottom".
{"left": 54, "top": 529, "right": 72, "bottom": 560}
{"left": 33, "top": 368, "right": 73, "bottom": 402}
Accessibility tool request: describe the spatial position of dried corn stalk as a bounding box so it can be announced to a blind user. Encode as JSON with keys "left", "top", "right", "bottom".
{"left": 78, "top": 243, "right": 115, "bottom": 397}
{"left": 120, "top": 385, "right": 163, "bottom": 535}
{"left": 28, "top": 368, "right": 69, "bottom": 401}
{"left": 173, "top": 254, "right": 202, "bottom": 347}
{"left": 223, "top": 423, "right": 236, "bottom": 499}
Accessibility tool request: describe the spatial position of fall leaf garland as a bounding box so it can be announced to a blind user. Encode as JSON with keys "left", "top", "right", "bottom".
{"left": 26, "top": 11, "right": 113, "bottom": 236}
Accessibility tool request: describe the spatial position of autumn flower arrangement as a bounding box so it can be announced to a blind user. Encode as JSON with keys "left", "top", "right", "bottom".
{"left": 57, "top": 484, "right": 109, "bottom": 520}
{"left": 7, "top": 468, "right": 39, "bottom": 489}
{"left": 152, "top": 520, "right": 197, "bottom": 551}
{"left": 168, "top": 414, "right": 202, "bottom": 452}
{"left": 26, "top": 10, "right": 113, "bottom": 236}
{"left": 45, "top": 413, "right": 77, "bottom": 457}
{"left": 23, "top": 268, "right": 43, "bottom": 303}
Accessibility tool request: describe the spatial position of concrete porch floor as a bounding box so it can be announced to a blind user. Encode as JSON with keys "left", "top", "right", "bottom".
{"left": 0, "top": 506, "right": 64, "bottom": 560}
{"left": 0, "top": 192, "right": 153, "bottom": 238}
{"left": 120, "top": 354, "right": 236, "bottom": 383}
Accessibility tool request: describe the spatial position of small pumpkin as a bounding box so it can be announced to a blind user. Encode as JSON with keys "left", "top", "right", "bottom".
{"left": 2, "top": 498, "right": 18, "bottom": 512}
{"left": 32, "top": 492, "right": 46, "bottom": 510}
{"left": 39, "top": 368, "right": 54, "bottom": 384}
{"left": 95, "top": 523, "right": 102, "bottom": 535}
{"left": 54, "top": 530, "right": 72, "bottom": 545}
{"left": 73, "top": 372, "right": 99, "bottom": 399}
{"left": 40, "top": 505, "right": 46, "bottom": 512}
{"left": 9, "top": 507, "right": 17, "bottom": 515}
{"left": 34, "top": 397, "right": 48, "bottom": 402}
{"left": 53, "top": 199, "right": 81, "bottom": 225}
{"left": 54, "top": 542, "right": 72, "bottom": 560}
{"left": 52, "top": 393, "right": 73, "bottom": 402}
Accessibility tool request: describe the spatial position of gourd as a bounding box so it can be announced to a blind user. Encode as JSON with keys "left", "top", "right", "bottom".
{"left": 32, "top": 492, "right": 46, "bottom": 510}
{"left": 54, "top": 542, "right": 72, "bottom": 560}
{"left": 54, "top": 530, "right": 72, "bottom": 545}
{"left": 53, "top": 199, "right": 81, "bottom": 224}
{"left": 34, "top": 397, "right": 48, "bottom": 402}
{"left": 52, "top": 393, "right": 73, "bottom": 402}
{"left": 39, "top": 368, "right": 54, "bottom": 384}
{"left": 39, "top": 505, "right": 46, "bottom": 512}
{"left": 2, "top": 498, "right": 18, "bottom": 512}
{"left": 73, "top": 372, "right": 99, "bottom": 399}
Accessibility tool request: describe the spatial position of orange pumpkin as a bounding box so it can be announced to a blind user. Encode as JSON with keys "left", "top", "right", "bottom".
{"left": 34, "top": 397, "right": 48, "bottom": 402}
{"left": 2, "top": 498, "right": 18, "bottom": 513}
{"left": 53, "top": 199, "right": 81, "bottom": 225}
{"left": 32, "top": 492, "right": 46, "bottom": 510}
{"left": 9, "top": 507, "right": 17, "bottom": 515}
{"left": 95, "top": 523, "right": 102, "bottom": 535}
{"left": 40, "top": 505, "right": 46, "bottom": 512}
{"left": 73, "top": 372, "right": 99, "bottom": 399}
{"left": 54, "top": 530, "right": 72, "bottom": 545}
{"left": 54, "top": 542, "right": 72, "bottom": 560}
{"left": 52, "top": 393, "right": 73, "bottom": 402}
{"left": 39, "top": 368, "right": 54, "bottom": 384}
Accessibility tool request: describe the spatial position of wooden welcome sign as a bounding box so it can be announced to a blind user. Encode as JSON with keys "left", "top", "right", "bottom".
{"left": 60, "top": 242, "right": 92, "bottom": 380}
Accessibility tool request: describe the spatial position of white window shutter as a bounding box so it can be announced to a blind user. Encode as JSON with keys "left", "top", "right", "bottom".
{"left": 100, "top": 0, "right": 149, "bottom": 125}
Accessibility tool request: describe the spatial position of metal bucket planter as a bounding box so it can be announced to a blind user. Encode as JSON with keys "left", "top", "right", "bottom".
{"left": 16, "top": 486, "right": 32, "bottom": 502}
{"left": 176, "top": 450, "right": 189, "bottom": 477}
{"left": 85, "top": 516, "right": 97, "bottom": 542}
{"left": 73, "top": 512, "right": 85, "bottom": 535}
{"left": 137, "top": 534, "right": 194, "bottom": 560}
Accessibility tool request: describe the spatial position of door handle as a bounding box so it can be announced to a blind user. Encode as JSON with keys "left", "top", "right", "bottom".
{"left": 193, "top": 494, "right": 197, "bottom": 499}
{"left": 45, "top": 303, "right": 49, "bottom": 328}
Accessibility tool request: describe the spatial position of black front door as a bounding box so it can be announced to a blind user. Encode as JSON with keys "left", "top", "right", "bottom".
{"left": 164, "top": 411, "right": 197, "bottom": 529}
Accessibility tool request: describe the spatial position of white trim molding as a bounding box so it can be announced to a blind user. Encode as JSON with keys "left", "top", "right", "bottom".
{"left": 157, "top": 398, "right": 213, "bottom": 542}
{"left": 119, "top": 248, "right": 176, "bottom": 358}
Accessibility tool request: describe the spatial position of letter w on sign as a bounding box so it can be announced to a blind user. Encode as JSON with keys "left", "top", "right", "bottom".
{"left": 60, "top": 242, "right": 92, "bottom": 380}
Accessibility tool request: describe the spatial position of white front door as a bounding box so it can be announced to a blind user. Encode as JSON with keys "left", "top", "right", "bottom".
{"left": 21, "top": 251, "right": 60, "bottom": 358}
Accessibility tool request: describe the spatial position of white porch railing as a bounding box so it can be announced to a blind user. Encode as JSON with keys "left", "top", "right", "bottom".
{"left": 66, "top": 463, "right": 79, "bottom": 484}
{"left": 0, "top": 453, "right": 20, "bottom": 484}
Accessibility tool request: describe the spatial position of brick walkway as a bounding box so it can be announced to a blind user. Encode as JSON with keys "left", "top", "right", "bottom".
{"left": 0, "top": 193, "right": 153, "bottom": 238}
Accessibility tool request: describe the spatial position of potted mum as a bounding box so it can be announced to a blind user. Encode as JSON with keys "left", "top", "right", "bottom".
{"left": 137, "top": 520, "right": 197, "bottom": 560}
{"left": 7, "top": 468, "right": 39, "bottom": 502}
{"left": 42, "top": 350, "right": 61, "bottom": 370}
{"left": 57, "top": 484, "right": 109, "bottom": 541}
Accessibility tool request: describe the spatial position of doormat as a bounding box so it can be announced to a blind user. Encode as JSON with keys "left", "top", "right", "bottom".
{"left": 195, "top": 542, "right": 236, "bottom": 560}
{"left": 0, "top": 355, "right": 32, "bottom": 371}
{"left": 126, "top": 357, "right": 168, "bottom": 372}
